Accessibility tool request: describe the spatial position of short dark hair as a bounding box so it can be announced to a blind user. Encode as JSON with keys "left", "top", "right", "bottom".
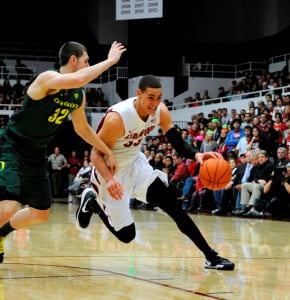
{"left": 138, "top": 75, "right": 161, "bottom": 92}
{"left": 232, "top": 118, "right": 241, "bottom": 125}
{"left": 172, "top": 152, "right": 182, "bottom": 159}
{"left": 165, "top": 155, "right": 173, "bottom": 162}
{"left": 244, "top": 125, "right": 252, "bottom": 131}
{"left": 59, "top": 41, "right": 87, "bottom": 66}
{"left": 267, "top": 119, "right": 274, "bottom": 125}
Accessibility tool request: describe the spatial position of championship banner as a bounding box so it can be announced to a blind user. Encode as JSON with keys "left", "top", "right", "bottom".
{"left": 116, "top": 0, "right": 163, "bottom": 20}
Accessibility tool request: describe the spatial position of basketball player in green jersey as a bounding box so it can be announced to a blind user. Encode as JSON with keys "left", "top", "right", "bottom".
{"left": 0, "top": 41, "right": 126, "bottom": 262}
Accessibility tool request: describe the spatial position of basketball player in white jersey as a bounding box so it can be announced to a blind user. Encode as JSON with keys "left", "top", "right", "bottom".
{"left": 76, "top": 75, "right": 234, "bottom": 270}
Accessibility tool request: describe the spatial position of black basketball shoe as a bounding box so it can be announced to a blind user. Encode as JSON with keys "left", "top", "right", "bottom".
{"left": 205, "top": 249, "right": 235, "bottom": 270}
{"left": 76, "top": 188, "right": 99, "bottom": 228}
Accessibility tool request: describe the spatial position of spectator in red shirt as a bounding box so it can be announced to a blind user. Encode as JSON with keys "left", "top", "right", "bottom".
{"left": 170, "top": 152, "right": 190, "bottom": 183}
{"left": 67, "top": 150, "right": 81, "bottom": 185}
{"left": 274, "top": 112, "right": 287, "bottom": 146}
{"left": 185, "top": 174, "right": 208, "bottom": 213}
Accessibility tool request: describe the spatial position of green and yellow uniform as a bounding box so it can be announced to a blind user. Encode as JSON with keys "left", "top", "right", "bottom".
{"left": 0, "top": 87, "right": 83, "bottom": 209}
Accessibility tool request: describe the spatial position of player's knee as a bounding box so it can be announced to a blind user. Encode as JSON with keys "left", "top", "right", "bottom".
{"left": 146, "top": 177, "right": 169, "bottom": 206}
{"left": 0, "top": 206, "right": 17, "bottom": 224}
{"left": 0, "top": 197, "right": 19, "bottom": 222}
{"left": 116, "top": 223, "right": 136, "bottom": 243}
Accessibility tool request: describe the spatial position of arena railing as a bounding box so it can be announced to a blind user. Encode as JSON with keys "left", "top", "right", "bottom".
{"left": 268, "top": 53, "right": 290, "bottom": 64}
{"left": 167, "top": 85, "right": 290, "bottom": 111}
{"left": 0, "top": 65, "right": 127, "bottom": 83}
{"left": 1, "top": 84, "right": 289, "bottom": 115}
{"left": 0, "top": 65, "right": 37, "bottom": 81}
{"left": 186, "top": 61, "right": 268, "bottom": 79}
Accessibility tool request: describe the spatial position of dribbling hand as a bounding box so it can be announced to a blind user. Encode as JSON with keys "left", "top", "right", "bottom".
{"left": 195, "top": 151, "right": 223, "bottom": 165}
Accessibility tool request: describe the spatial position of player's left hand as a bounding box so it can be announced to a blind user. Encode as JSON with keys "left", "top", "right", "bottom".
{"left": 106, "top": 178, "right": 124, "bottom": 200}
{"left": 195, "top": 152, "right": 223, "bottom": 165}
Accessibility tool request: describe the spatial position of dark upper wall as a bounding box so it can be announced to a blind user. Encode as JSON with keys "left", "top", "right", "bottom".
{"left": 163, "top": 0, "right": 290, "bottom": 45}
{"left": 1, "top": 0, "right": 289, "bottom": 47}
{"left": 86, "top": 0, "right": 128, "bottom": 45}
{"left": 83, "top": 0, "right": 290, "bottom": 45}
{"left": 0, "top": 2, "right": 90, "bottom": 56}
{"left": 1, "top": 0, "right": 289, "bottom": 74}
{"left": 83, "top": 0, "right": 290, "bottom": 76}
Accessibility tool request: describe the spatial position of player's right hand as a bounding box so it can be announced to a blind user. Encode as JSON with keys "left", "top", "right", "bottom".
{"left": 107, "top": 41, "right": 127, "bottom": 64}
{"left": 195, "top": 151, "right": 223, "bottom": 165}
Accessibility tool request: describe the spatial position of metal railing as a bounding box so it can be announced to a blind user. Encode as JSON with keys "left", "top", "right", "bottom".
{"left": 167, "top": 85, "right": 290, "bottom": 111}
{"left": 0, "top": 65, "right": 37, "bottom": 80}
{"left": 1, "top": 49, "right": 289, "bottom": 82}
{"left": 0, "top": 52, "right": 57, "bottom": 62}
{"left": 268, "top": 53, "right": 290, "bottom": 64}
{"left": 91, "top": 67, "right": 128, "bottom": 84}
{"left": 0, "top": 65, "right": 127, "bottom": 83}
{"left": 1, "top": 84, "right": 289, "bottom": 115}
{"left": 186, "top": 61, "right": 268, "bottom": 79}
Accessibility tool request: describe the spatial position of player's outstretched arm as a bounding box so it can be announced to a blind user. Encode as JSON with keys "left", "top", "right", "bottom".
{"left": 69, "top": 41, "right": 127, "bottom": 87}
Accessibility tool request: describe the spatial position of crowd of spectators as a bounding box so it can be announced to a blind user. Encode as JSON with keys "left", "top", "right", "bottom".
{"left": 47, "top": 148, "right": 92, "bottom": 199}
{"left": 0, "top": 78, "right": 29, "bottom": 106}
{"left": 179, "top": 68, "right": 290, "bottom": 108}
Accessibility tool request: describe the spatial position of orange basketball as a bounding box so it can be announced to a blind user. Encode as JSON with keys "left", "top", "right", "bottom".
{"left": 199, "top": 158, "right": 232, "bottom": 190}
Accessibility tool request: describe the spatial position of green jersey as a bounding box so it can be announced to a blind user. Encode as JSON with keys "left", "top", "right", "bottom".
{"left": 7, "top": 87, "right": 83, "bottom": 149}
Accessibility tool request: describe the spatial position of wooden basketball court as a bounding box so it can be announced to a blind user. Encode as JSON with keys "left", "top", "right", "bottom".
{"left": 0, "top": 201, "right": 289, "bottom": 299}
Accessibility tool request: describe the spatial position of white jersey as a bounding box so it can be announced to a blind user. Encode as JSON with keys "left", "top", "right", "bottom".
{"left": 100, "top": 97, "right": 161, "bottom": 169}
{"left": 90, "top": 97, "right": 168, "bottom": 231}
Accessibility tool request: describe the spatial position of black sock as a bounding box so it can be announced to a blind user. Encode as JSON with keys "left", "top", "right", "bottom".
{"left": 0, "top": 221, "right": 16, "bottom": 237}
{"left": 147, "top": 178, "right": 212, "bottom": 256}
